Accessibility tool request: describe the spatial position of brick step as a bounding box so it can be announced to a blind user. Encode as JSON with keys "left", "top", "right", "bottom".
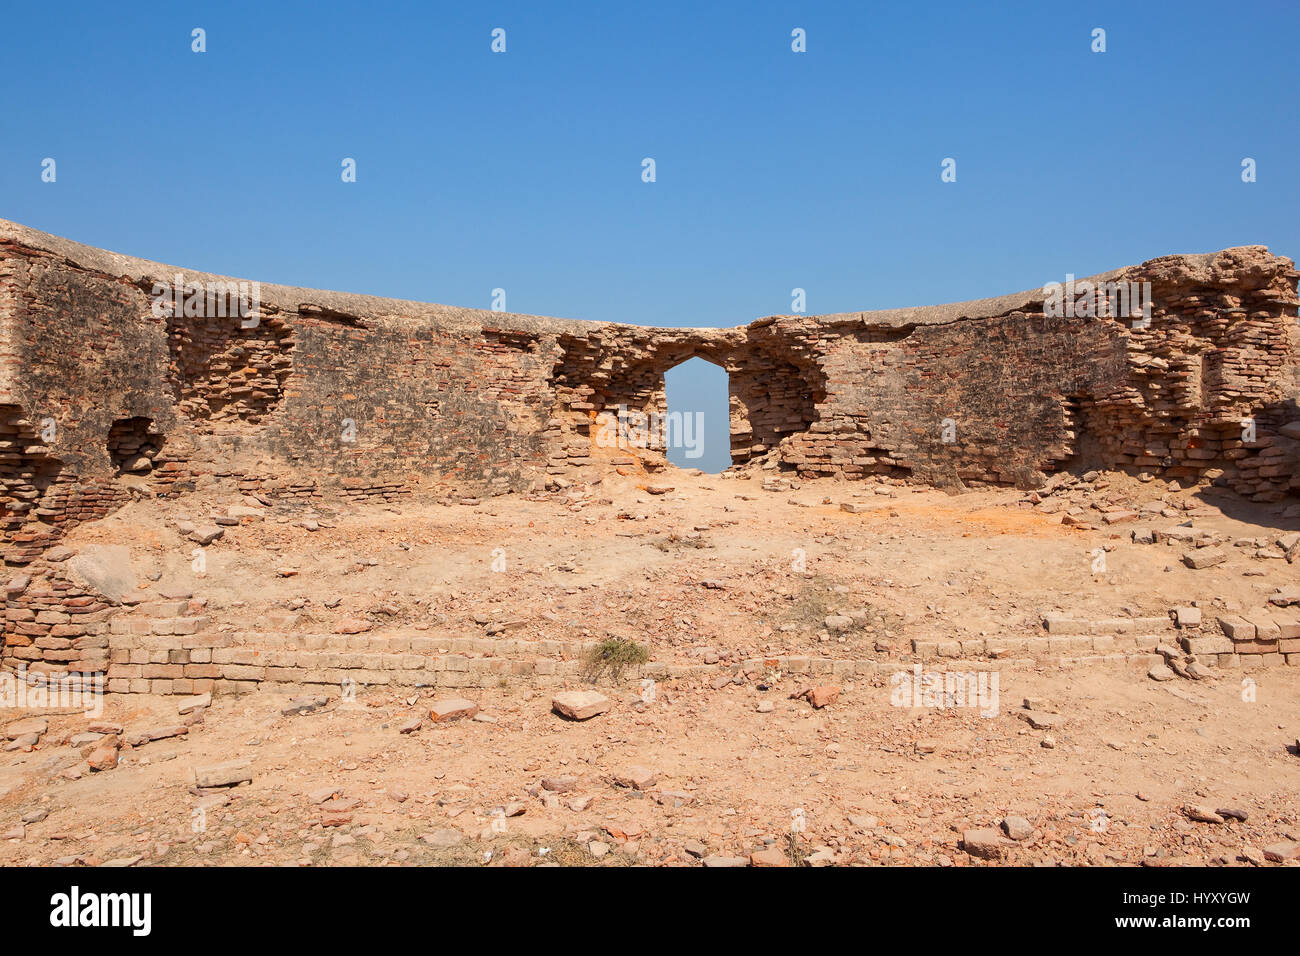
{"left": 95, "top": 650, "right": 1056, "bottom": 696}
{"left": 94, "top": 631, "right": 1173, "bottom": 696}
{"left": 113, "top": 630, "right": 617, "bottom": 660}
{"left": 912, "top": 632, "right": 1167, "bottom": 659}
{"left": 109, "top": 615, "right": 209, "bottom": 637}
{"left": 92, "top": 619, "right": 1298, "bottom": 696}
{"left": 1040, "top": 615, "right": 1174, "bottom": 635}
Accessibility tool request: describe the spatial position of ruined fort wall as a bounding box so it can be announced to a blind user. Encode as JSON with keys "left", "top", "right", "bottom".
{"left": 796, "top": 249, "right": 1300, "bottom": 495}
{"left": 0, "top": 218, "right": 1297, "bottom": 572}
{"left": 0, "top": 223, "right": 598, "bottom": 557}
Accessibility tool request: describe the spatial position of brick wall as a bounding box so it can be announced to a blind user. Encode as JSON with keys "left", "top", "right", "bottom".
{"left": 1, "top": 218, "right": 1297, "bottom": 578}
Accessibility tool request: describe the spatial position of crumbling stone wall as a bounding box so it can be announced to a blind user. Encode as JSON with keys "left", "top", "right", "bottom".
{"left": 0, "top": 218, "right": 1296, "bottom": 573}
{"left": 548, "top": 324, "right": 826, "bottom": 469}
{"left": 166, "top": 306, "right": 294, "bottom": 429}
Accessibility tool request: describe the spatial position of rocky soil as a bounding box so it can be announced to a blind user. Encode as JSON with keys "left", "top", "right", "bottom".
{"left": 2, "top": 466, "right": 1299, "bottom": 867}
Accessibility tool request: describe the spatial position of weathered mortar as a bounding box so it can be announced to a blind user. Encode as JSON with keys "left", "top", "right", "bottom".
{"left": 1, "top": 218, "right": 1297, "bottom": 571}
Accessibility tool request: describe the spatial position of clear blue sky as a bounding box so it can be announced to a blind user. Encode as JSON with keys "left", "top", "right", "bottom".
{"left": 3, "top": 1, "right": 1296, "bottom": 472}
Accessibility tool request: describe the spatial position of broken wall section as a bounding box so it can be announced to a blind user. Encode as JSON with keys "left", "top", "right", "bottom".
{"left": 0, "top": 234, "right": 572, "bottom": 568}
{"left": 165, "top": 301, "right": 294, "bottom": 429}
{"left": 1089, "top": 248, "right": 1300, "bottom": 501}
{"left": 0, "top": 241, "right": 177, "bottom": 563}
{"left": 778, "top": 246, "right": 1300, "bottom": 495}
{"left": 783, "top": 312, "right": 1130, "bottom": 489}
{"left": 547, "top": 324, "right": 827, "bottom": 479}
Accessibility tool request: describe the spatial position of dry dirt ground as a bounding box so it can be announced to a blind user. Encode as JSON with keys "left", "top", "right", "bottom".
{"left": 2, "top": 467, "right": 1299, "bottom": 867}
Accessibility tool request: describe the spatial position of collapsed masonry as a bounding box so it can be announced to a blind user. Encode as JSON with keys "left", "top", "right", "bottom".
{"left": 1, "top": 218, "right": 1297, "bottom": 569}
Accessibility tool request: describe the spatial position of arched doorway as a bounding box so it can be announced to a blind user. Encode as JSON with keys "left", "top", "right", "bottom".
{"left": 663, "top": 357, "right": 732, "bottom": 473}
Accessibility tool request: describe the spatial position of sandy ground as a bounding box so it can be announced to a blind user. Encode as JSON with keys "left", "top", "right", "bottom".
{"left": 2, "top": 467, "right": 1299, "bottom": 866}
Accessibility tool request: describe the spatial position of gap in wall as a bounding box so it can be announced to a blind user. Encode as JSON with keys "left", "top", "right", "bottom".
{"left": 664, "top": 356, "right": 732, "bottom": 473}
{"left": 107, "top": 416, "right": 164, "bottom": 474}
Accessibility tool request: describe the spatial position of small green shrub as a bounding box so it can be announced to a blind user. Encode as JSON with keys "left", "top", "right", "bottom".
{"left": 581, "top": 637, "right": 650, "bottom": 683}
